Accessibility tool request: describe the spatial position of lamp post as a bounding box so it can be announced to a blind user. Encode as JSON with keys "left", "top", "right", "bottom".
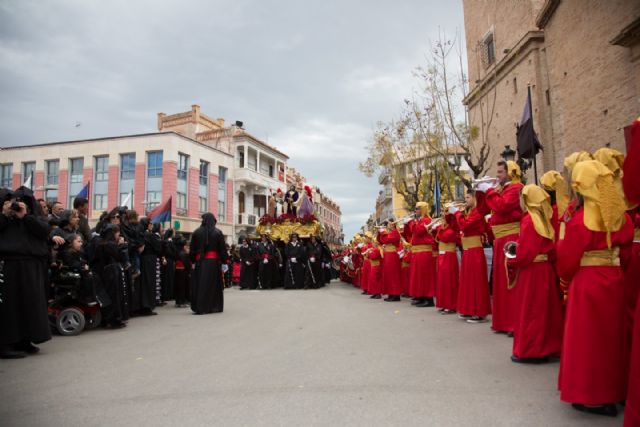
{"left": 500, "top": 145, "right": 516, "bottom": 161}
{"left": 500, "top": 145, "right": 531, "bottom": 183}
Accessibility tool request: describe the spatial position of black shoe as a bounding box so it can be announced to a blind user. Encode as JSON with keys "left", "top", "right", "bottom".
{"left": 384, "top": 296, "right": 400, "bottom": 302}
{"left": 411, "top": 298, "right": 424, "bottom": 306}
{"left": 507, "top": 331, "right": 514, "bottom": 337}
{"left": 16, "top": 342, "right": 40, "bottom": 354}
{"left": 510, "top": 355, "right": 549, "bottom": 364}
{"left": 415, "top": 300, "right": 435, "bottom": 307}
{"left": 571, "top": 404, "right": 618, "bottom": 417}
{"left": 361, "top": 291, "right": 367, "bottom": 295}
{"left": 370, "top": 294, "right": 382, "bottom": 299}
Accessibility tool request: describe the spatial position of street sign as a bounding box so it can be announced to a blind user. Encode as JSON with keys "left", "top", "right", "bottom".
{"left": 174, "top": 220, "right": 181, "bottom": 230}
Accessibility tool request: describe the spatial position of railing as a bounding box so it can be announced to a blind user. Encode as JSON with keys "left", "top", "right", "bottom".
{"left": 237, "top": 213, "right": 258, "bottom": 226}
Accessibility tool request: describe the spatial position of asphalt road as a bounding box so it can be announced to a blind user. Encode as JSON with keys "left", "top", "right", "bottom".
{"left": 0, "top": 282, "right": 624, "bottom": 427}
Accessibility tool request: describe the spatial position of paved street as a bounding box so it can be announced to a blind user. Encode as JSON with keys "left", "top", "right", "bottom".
{"left": 0, "top": 282, "right": 623, "bottom": 427}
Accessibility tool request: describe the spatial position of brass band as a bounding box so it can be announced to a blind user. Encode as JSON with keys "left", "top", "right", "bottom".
{"left": 461, "top": 235, "right": 483, "bottom": 250}
{"left": 580, "top": 247, "right": 621, "bottom": 267}
{"left": 492, "top": 222, "right": 521, "bottom": 239}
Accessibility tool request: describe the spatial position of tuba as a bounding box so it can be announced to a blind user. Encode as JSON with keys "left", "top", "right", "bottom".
{"left": 503, "top": 241, "right": 517, "bottom": 259}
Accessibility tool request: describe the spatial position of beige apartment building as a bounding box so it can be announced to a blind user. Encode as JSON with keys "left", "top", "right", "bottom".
{"left": 463, "top": 0, "right": 640, "bottom": 178}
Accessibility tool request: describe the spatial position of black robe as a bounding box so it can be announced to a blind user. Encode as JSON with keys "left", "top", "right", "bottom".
{"left": 137, "top": 231, "right": 162, "bottom": 311}
{"left": 162, "top": 239, "right": 177, "bottom": 301}
{"left": 257, "top": 240, "right": 277, "bottom": 289}
{"left": 321, "top": 242, "right": 333, "bottom": 284}
{"left": 174, "top": 250, "right": 191, "bottom": 305}
{"left": 239, "top": 244, "right": 258, "bottom": 289}
{"left": 0, "top": 213, "right": 51, "bottom": 345}
{"left": 94, "top": 240, "right": 128, "bottom": 324}
{"left": 284, "top": 242, "right": 306, "bottom": 289}
{"left": 305, "top": 242, "right": 323, "bottom": 289}
{"left": 190, "top": 225, "right": 228, "bottom": 314}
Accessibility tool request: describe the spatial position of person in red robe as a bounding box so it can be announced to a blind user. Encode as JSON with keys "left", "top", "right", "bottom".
{"left": 378, "top": 221, "right": 402, "bottom": 302}
{"left": 507, "top": 185, "right": 563, "bottom": 363}
{"left": 623, "top": 116, "right": 640, "bottom": 427}
{"left": 359, "top": 233, "right": 372, "bottom": 295}
{"left": 476, "top": 160, "right": 524, "bottom": 334}
{"left": 399, "top": 240, "right": 411, "bottom": 297}
{"left": 454, "top": 191, "right": 492, "bottom": 323}
{"left": 557, "top": 160, "right": 634, "bottom": 418}
{"left": 434, "top": 211, "right": 460, "bottom": 314}
{"left": 367, "top": 241, "right": 383, "bottom": 299}
{"left": 351, "top": 236, "right": 364, "bottom": 289}
{"left": 401, "top": 216, "right": 415, "bottom": 299}
{"left": 540, "top": 171, "right": 569, "bottom": 239}
{"left": 407, "top": 201, "right": 436, "bottom": 307}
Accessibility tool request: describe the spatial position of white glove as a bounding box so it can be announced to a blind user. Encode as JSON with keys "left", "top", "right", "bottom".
{"left": 398, "top": 250, "right": 405, "bottom": 259}
{"left": 221, "top": 264, "right": 229, "bottom": 273}
{"left": 310, "top": 257, "right": 316, "bottom": 263}
{"left": 476, "top": 182, "right": 492, "bottom": 193}
{"left": 448, "top": 206, "right": 459, "bottom": 215}
{"left": 291, "top": 257, "right": 297, "bottom": 263}
{"left": 431, "top": 222, "right": 441, "bottom": 230}
{"left": 357, "top": 243, "right": 364, "bottom": 248}
{"left": 245, "top": 261, "right": 251, "bottom": 266}
{"left": 403, "top": 217, "right": 411, "bottom": 224}
{"left": 342, "top": 256, "right": 349, "bottom": 264}
{"left": 263, "top": 259, "right": 269, "bottom": 264}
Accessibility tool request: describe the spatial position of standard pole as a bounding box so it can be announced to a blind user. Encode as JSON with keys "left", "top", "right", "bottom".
{"left": 527, "top": 84, "right": 539, "bottom": 185}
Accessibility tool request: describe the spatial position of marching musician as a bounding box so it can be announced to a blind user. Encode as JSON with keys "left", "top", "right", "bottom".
{"left": 378, "top": 220, "right": 402, "bottom": 302}
{"left": 433, "top": 207, "right": 460, "bottom": 314}
{"left": 452, "top": 191, "right": 491, "bottom": 323}
{"left": 407, "top": 201, "right": 436, "bottom": 307}
{"left": 507, "top": 185, "right": 563, "bottom": 364}
{"left": 360, "top": 232, "right": 373, "bottom": 295}
{"left": 475, "top": 160, "right": 524, "bottom": 334}
{"left": 540, "top": 170, "right": 569, "bottom": 239}
{"left": 366, "top": 238, "right": 383, "bottom": 299}
{"left": 556, "top": 160, "right": 633, "bottom": 417}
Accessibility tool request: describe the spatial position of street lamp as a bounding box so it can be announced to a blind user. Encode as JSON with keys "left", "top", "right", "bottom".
{"left": 500, "top": 145, "right": 516, "bottom": 161}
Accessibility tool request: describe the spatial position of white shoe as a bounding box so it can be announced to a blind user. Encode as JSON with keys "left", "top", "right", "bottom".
{"left": 466, "top": 316, "right": 487, "bottom": 323}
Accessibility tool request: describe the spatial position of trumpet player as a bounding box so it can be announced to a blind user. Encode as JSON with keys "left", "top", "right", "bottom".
{"left": 378, "top": 220, "right": 402, "bottom": 302}
{"left": 406, "top": 201, "right": 436, "bottom": 307}
{"left": 452, "top": 191, "right": 492, "bottom": 323}
{"left": 359, "top": 232, "right": 373, "bottom": 295}
{"left": 506, "top": 185, "right": 563, "bottom": 364}
{"left": 432, "top": 207, "right": 460, "bottom": 315}
{"left": 476, "top": 160, "right": 524, "bottom": 334}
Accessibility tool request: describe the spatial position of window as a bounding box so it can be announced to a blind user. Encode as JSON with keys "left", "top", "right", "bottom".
{"left": 95, "top": 156, "right": 108, "bottom": 182}
{"left": 94, "top": 194, "right": 108, "bottom": 210}
{"left": 177, "top": 192, "right": 187, "bottom": 209}
{"left": 237, "top": 147, "right": 245, "bottom": 168}
{"left": 147, "top": 151, "right": 163, "bottom": 177}
{"left": 269, "top": 164, "right": 274, "bottom": 177}
{"left": 455, "top": 181, "right": 465, "bottom": 200}
{"left": 45, "top": 189, "right": 58, "bottom": 204}
{"left": 482, "top": 32, "right": 496, "bottom": 67}
{"left": 22, "top": 162, "right": 35, "bottom": 184}
{"left": 199, "top": 196, "right": 207, "bottom": 213}
{"left": 247, "top": 149, "right": 257, "bottom": 171}
{"left": 178, "top": 153, "right": 188, "bottom": 180}
{"left": 218, "top": 167, "right": 227, "bottom": 222}
{"left": 0, "top": 164, "right": 12, "bottom": 188}
{"left": 146, "top": 191, "right": 161, "bottom": 210}
{"left": 120, "top": 192, "right": 133, "bottom": 206}
{"left": 69, "top": 158, "right": 83, "bottom": 183}
{"left": 199, "top": 160, "right": 209, "bottom": 185}
{"left": 46, "top": 160, "right": 59, "bottom": 185}
{"left": 253, "top": 194, "right": 266, "bottom": 217}
{"left": 120, "top": 153, "right": 135, "bottom": 180}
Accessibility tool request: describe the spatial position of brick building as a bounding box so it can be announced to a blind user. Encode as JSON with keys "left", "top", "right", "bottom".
{"left": 462, "top": 0, "right": 640, "bottom": 177}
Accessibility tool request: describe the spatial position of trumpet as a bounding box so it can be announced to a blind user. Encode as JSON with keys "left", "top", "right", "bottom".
{"left": 390, "top": 213, "right": 416, "bottom": 225}
{"left": 426, "top": 217, "right": 445, "bottom": 231}
{"left": 471, "top": 177, "right": 498, "bottom": 189}
{"left": 503, "top": 241, "right": 517, "bottom": 259}
{"left": 443, "top": 201, "right": 466, "bottom": 211}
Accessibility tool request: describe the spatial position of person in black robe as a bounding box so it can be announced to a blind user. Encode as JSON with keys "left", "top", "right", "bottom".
{"left": 305, "top": 236, "right": 323, "bottom": 289}
{"left": 320, "top": 238, "right": 333, "bottom": 285}
{"left": 284, "top": 233, "right": 306, "bottom": 289}
{"left": 135, "top": 218, "right": 159, "bottom": 315}
{"left": 190, "top": 213, "right": 228, "bottom": 314}
{"left": 60, "top": 233, "right": 98, "bottom": 306}
{"left": 257, "top": 234, "right": 277, "bottom": 289}
{"left": 285, "top": 185, "right": 299, "bottom": 216}
{"left": 173, "top": 234, "right": 191, "bottom": 307}
{"left": 0, "top": 187, "right": 51, "bottom": 358}
{"left": 94, "top": 224, "right": 128, "bottom": 328}
{"left": 239, "top": 238, "right": 257, "bottom": 289}
{"left": 161, "top": 228, "right": 176, "bottom": 302}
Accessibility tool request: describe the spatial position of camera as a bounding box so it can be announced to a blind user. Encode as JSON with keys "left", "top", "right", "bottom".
{"left": 10, "top": 199, "right": 22, "bottom": 212}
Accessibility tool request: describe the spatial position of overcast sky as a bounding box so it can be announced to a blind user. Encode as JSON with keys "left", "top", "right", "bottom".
{"left": 0, "top": 0, "right": 465, "bottom": 239}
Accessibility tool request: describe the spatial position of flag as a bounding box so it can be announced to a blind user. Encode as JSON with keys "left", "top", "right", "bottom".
{"left": 76, "top": 181, "right": 90, "bottom": 199}
{"left": 22, "top": 173, "right": 32, "bottom": 189}
{"left": 516, "top": 89, "right": 543, "bottom": 159}
{"left": 433, "top": 169, "right": 441, "bottom": 217}
{"left": 121, "top": 189, "right": 133, "bottom": 208}
{"left": 149, "top": 196, "right": 172, "bottom": 224}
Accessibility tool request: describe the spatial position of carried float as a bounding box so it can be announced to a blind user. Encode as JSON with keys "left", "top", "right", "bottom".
{"left": 256, "top": 213, "right": 322, "bottom": 243}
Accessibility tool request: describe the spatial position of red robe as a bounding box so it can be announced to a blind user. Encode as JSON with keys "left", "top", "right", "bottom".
{"left": 351, "top": 246, "right": 363, "bottom": 288}
{"left": 435, "top": 215, "right": 460, "bottom": 311}
{"left": 408, "top": 217, "right": 435, "bottom": 298}
{"left": 360, "top": 243, "right": 372, "bottom": 293}
{"left": 378, "top": 230, "right": 402, "bottom": 296}
{"left": 510, "top": 213, "right": 563, "bottom": 359}
{"left": 367, "top": 246, "right": 383, "bottom": 295}
{"left": 455, "top": 206, "right": 492, "bottom": 317}
{"left": 557, "top": 209, "right": 634, "bottom": 405}
{"left": 479, "top": 181, "right": 524, "bottom": 332}
{"left": 400, "top": 246, "right": 411, "bottom": 296}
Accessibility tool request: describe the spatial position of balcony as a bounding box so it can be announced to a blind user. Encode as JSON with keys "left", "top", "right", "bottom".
{"left": 237, "top": 213, "right": 257, "bottom": 226}
{"left": 234, "top": 167, "right": 279, "bottom": 191}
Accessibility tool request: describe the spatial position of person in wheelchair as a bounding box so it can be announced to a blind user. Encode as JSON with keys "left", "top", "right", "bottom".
{"left": 58, "top": 233, "right": 99, "bottom": 307}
